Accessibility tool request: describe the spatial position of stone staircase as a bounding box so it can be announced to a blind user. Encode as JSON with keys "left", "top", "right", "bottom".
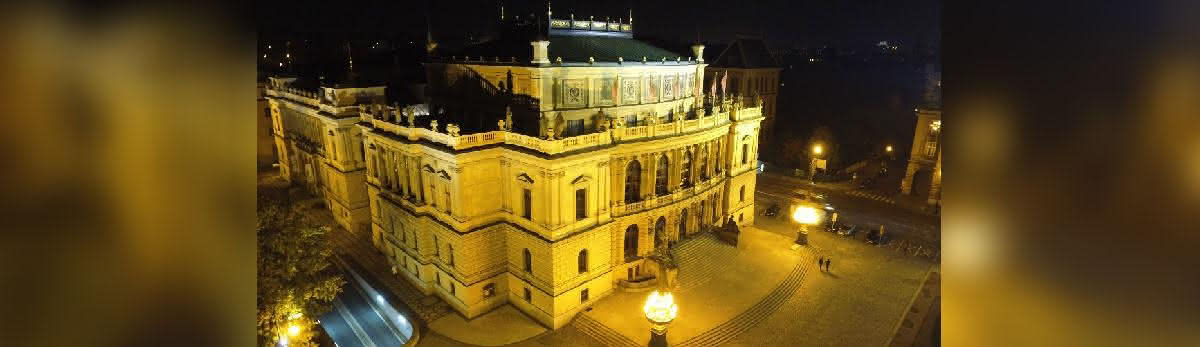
{"left": 674, "top": 250, "right": 818, "bottom": 347}
{"left": 571, "top": 312, "right": 641, "bottom": 347}
{"left": 671, "top": 233, "right": 739, "bottom": 292}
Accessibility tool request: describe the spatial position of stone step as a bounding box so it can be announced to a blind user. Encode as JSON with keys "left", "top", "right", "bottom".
{"left": 572, "top": 313, "right": 640, "bottom": 347}
{"left": 675, "top": 252, "right": 817, "bottom": 347}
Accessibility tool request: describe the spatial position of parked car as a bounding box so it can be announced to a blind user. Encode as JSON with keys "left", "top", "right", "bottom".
{"left": 764, "top": 203, "right": 781, "bottom": 217}
{"left": 838, "top": 224, "right": 859, "bottom": 237}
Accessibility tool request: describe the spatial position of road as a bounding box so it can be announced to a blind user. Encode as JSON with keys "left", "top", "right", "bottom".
{"left": 319, "top": 259, "right": 415, "bottom": 347}
{"left": 755, "top": 173, "right": 940, "bottom": 245}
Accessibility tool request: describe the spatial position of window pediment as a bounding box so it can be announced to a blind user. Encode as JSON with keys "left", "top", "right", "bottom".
{"left": 571, "top": 175, "right": 591, "bottom": 186}
{"left": 516, "top": 173, "right": 535, "bottom": 184}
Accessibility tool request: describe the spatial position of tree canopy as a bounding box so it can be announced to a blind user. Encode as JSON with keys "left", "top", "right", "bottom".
{"left": 257, "top": 188, "right": 344, "bottom": 346}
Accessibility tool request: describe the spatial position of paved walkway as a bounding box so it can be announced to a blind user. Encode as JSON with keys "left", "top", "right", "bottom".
{"left": 733, "top": 211, "right": 934, "bottom": 346}
{"left": 574, "top": 227, "right": 815, "bottom": 347}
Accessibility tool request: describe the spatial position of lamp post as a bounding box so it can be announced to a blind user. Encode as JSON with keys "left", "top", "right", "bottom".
{"left": 809, "top": 144, "right": 823, "bottom": 181}
{"left": 644, "top": 290, "right": 678, "bottom": 346}
{"left": 791, "top": 205, "right": 821, "bottom": 247}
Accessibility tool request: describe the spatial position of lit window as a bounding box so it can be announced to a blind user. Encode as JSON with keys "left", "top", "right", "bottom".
{"left": 575, "top": 189, "right": 587, "bottom": 220}
{"left": 578, "top": 249, "right": 589, "bottom": 273}
{"left": 625, "top": 160, "right": 642, "bottom": 203}
{"left": 522, "top": 189, "right": 532, "bottom": 220}
{"left": 523, "top": 249, "right": 532, "bottom": 273}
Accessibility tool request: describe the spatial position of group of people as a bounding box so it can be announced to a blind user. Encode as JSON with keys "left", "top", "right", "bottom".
{"left": 818, "top": 256, "right": 833, "bottom": 272}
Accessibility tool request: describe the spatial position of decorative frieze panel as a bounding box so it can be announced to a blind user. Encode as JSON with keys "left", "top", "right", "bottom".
{"left": 594, "top": 78, "right": 617, "bottom": 106}
{"left": 643, "top": 75, "right": 659, "bottom": 103}
{"left": 560, "top": 79, "right": 587, "bottom": 108}
{"left": 621, "top": 78, "right": 640, "bottom": 105}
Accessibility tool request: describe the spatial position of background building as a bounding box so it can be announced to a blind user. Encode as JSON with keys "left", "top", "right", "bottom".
{"left": 353, "top": 14, "right": 764, "bottom": 329}
{"left": 705, "top": 36, "right": 782, "bottom": 147}
{"left": 901, "top": 65, "right": 941, "bottom": 206}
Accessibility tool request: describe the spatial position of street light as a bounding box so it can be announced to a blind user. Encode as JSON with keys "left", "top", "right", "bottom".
{"left": 809, "top": 144, "right": 823, "bottom": 181}
{"left": 886, "top": 145, "right": 893, "bottom": 152}
{"left": 644, "top": 290, "right": 678, "bottom": 338}
{"left": 791, "top": 205, "right": 821, "bottom": 246}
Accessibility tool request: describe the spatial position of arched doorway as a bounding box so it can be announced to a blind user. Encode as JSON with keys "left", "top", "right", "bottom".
{"left": 623, "top": 224, "right": 639, "bottom": 262}
{"left": 654, "top": 216, "right": 667, "bottom": 249}
{"left": 679, "top": 209, "right": 689, "bottom": 239}
{"left": 911, "top": 168, "right": 933, "bottom": 200}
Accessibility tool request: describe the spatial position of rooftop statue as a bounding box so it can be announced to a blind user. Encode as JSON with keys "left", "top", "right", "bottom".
{"left": 497, "top": 119, "right": 507, "bottom": 131}
{"left": 430, "top": 119, "right": 439, "bottom": 132}
{"left": 446, "top": 123, "right": 460, "bottom": 137}
{"left": 504, "top": 106, "right": 513, "bottom": 131}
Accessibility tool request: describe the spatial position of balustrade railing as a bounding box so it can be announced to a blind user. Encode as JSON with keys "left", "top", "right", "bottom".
{"left": 361, "top": 106, "right": 760, "bottom": 155}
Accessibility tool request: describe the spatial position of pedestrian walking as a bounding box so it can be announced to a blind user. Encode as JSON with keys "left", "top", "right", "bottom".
{"left": 818, "top": 256, "right": 824, "bottom": 270}
{"left": 825, "top": 258, "right": 831, "bottom": 271}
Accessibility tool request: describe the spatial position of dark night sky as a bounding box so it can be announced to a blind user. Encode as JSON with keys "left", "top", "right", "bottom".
{"left": 257, "top": 0, "right": 939, "bottom": 49}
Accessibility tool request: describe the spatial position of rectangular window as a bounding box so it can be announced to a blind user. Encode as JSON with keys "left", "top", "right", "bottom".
{"left": 522, "top": 189, "right": 532, "bottom": 220}
{"left": 575, "top": 188, "right": 587, "bottom": 220}
{"left": 626, "top": 114, "right": 638, "bottom": 127}
{"left": 581, "top": 288, "right": 589, "bottom": 303}
{"left": 566, "top": 119, "right": 584, "bottom": 136}
{"left": 524, "top": 288, "right": 532, "bottom": 302}
{"left": 450, "top": 282, "right": 456, "bottom": 295}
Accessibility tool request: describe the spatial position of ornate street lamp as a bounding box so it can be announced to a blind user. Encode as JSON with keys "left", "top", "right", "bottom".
{"left": 644, "top": 290, "right": 679, "bottom": 339}
{"left": 791, "top": 205, "right": 821, "bottom": 247}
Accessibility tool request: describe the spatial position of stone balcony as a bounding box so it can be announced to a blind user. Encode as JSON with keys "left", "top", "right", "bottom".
{"left": 362, "top": 104, "right": 760, "bottom": 156}
{"left": 610, "top": 175, "right": 726, "bottom": 217}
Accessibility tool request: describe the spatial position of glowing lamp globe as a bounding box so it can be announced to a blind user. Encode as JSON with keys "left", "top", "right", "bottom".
{"left": 643, "top": 290, "right": 678, "bottom": 335}
{"left": 792, "top": 206, "right": 820, "bottom": 225}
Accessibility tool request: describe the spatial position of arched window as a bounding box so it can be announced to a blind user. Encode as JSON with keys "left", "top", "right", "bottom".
{"left": 740, "top": 186, "right": 746, "bottom": 202}
{"left": 623, "top": 225, "right": 639, "bottom": 261}
{"left": 448, "top": 244, "right": 455, "bottom": 266}
{"left": 523, "top": 249, "right": 532, "bottom": 273}
{"left": 578, "top": 249, "right": 588, "bottom": 273}
{"left": 654, "top": 217, "right": 667, "bottom": 249}
{"left": 680, "top": 209, "right": 689, "bottom": 236}
{"left": 681, "top": 151, "right": 693, "bottom": 187}
{"left": 625, "top": 160, "right": 642, "bottom": 203}
{"left": 699, "top": 147, "right": 708, "bottom": 180}
{"left": 742, "top": 143, "right": 749, "bottom": 164}
{"left": 655, "top": 155, "right": 669, "bottom": 196}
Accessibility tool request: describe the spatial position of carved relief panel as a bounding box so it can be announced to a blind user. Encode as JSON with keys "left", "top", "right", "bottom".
{"left": 621, "top": 77, "right": 640, "bottom": 105}
{"left": 643, "top": 74, "right": 659, "bottom": 103}
{"left": 595, "top": 78, "right": 617, "bottom": 106}
{"left": 662, "top": 74, "right": 676, "bottom": 101}
{"left": 560, "top": 79, "right": 587, "bottom": 108}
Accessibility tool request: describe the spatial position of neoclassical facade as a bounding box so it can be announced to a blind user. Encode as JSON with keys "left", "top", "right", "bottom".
{"left": 265, "top": 77, "right": 382, "bottom": 235}
{"left": 356, "top": 16, "right": 764, "bottom": 329}
{"left": 901, "top": 66, "right": 941, "bottom": 206}
{"left": 901, "top": 108, "right": 941, "bottom": 206}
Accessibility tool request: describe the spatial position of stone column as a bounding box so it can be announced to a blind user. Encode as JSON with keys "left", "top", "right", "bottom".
{"left": 927, "top": 150, "right": 942, "bottom": 205}
{"left": 500, "top": 159, "right": 511, "bottom": 212}
{"left": 901, "top": 162, "right": 919, "bottom": 195}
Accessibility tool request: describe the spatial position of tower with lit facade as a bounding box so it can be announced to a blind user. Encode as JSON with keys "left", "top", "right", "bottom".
{"left": 901, "top": 65, "right": 941, "bottom": 206}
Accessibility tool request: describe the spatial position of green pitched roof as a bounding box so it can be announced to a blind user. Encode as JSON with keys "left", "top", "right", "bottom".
{"left": 547, "top": 36, "right": 682, "bottom": 63}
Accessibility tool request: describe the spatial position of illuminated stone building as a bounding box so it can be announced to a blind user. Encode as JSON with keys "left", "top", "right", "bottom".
{"left": 901, "top": 66, "right": 941, "bottom": 206}
{"left": 257, "top": 82, "right": 277, "bottom": 169}
{"left": 355, "top": 13, "right": 764, "bottom": 329}
{"left": 264, "top": 76, "right": 384, "bottom": 235}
